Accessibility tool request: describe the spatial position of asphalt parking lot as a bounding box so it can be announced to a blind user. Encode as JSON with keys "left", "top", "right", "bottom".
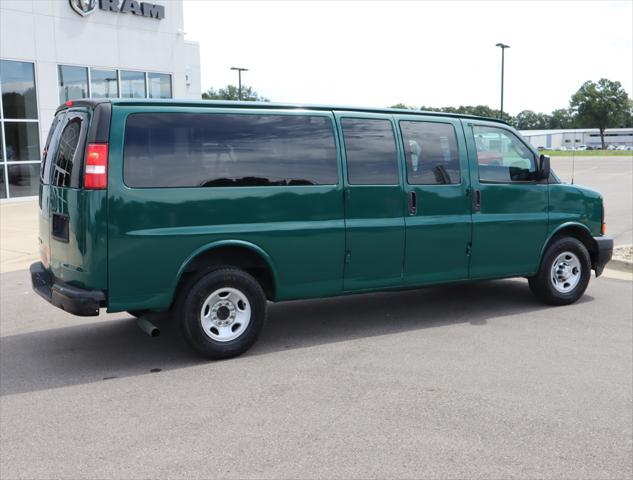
{"left": 1, "top": 269, "right": 632, "bottom": 479}
{"left": 1, "top": 155, "right": 631, "bottom": 479}
{"left": 551, "top": 156, "right": 632, "bottom": 245}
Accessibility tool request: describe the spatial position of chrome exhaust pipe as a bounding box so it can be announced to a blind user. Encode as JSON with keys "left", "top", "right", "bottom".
{"left": 137, "top": 316, "right": 160, "bottom": 337}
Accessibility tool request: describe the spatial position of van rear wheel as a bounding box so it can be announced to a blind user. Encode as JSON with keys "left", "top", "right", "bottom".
{"left": 528, "top": 237, "right": 591, "bottom": 305}
{"left": 178, "top": 267, "right": 266, "bottom": 359}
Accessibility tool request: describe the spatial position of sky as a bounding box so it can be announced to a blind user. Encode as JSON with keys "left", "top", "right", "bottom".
{"left": 183, "top": 0, "right": 633, "bottom": 115}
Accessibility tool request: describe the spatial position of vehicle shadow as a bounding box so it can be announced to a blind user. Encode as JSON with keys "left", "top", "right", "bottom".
{"left": 0, "top": 279, "right": 592, "bottom": 397}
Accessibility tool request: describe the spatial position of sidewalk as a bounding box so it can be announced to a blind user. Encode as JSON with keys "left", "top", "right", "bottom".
{"left": 0, "top": 200, "right": 630, "bottom": 280}
{"left": 0, "top": 200, "right": 39, "bottom": 273}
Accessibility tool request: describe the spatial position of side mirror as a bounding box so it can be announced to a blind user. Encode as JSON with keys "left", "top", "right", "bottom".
{"left": 538, "top": 154, "right": 550, "bottom": 180}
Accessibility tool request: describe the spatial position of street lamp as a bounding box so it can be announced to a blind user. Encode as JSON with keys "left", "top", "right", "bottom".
{"left": 230, "top": 67, "right": 249, "bottom": 100}
{"left": 495, "top": 43, "right": 510, "bottom": 119}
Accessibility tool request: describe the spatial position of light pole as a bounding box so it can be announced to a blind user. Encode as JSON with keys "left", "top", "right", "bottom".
{"left": 230, "top": 67, "right": 249, "bottom": 100}
{"left": 495, "top": 43, "right": 510, "bottom": 119}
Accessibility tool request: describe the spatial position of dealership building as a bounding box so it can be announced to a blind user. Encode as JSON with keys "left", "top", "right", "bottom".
{"left": 519, "top": 128, "right": 633, "bottom": 150}
{"left": 0, "top": 0, "right": 201, "bottom": 201}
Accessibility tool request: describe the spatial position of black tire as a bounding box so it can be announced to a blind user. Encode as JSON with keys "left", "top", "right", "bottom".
{"left": 177, "top": 267, "right": 266, "bottom": 359}
{"left": 528, "top": 236, "right": 591, "bottom": 305}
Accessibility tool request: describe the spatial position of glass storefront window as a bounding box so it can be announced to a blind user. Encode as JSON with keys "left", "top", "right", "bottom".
{"left": 91, "top": 68, "right": 119, "bottom": 98}
{"left": 148, "top": 72, "right": 172, "bottom": 99}
{"left": 1, "top": 60, "right": 178, "bottom": 200}
{"left": 3, "top": 122, "right": 40, "bottom": 161}
{"left": 0, "top": 167, "right": 6, "bottom": 199}
{"left": 58, "top": 65, "right": 88, "bottom": 104}
{"left": 1, "top": 59, "right": 41, "bottom": 199}
{"left": 7, "top": 163, "right": 39, "bottom": 198}
{"left": 120, "top": 70, "right": 146, "bottom": 98}
{"left": 1, "top": 60, "right": 38, "bottom": 119}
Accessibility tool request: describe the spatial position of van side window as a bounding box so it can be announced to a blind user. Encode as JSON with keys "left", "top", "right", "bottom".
{"left": 400, "top": 121, "right": 460, "bottom": 185}
{"left": 51, "top": 113, "right": 86, "bottom": 188}
{"left": 473, "top": 126, "right": 537, "bottom": 183}
{"left": 123, "top": 113, "right": 338, "bottom": 188}
{"left": 341, "top": 118, "right": 399, "bottom": 185}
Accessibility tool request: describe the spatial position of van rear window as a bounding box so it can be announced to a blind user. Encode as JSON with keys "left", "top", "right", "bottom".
{"left": 42, "top": 111, "right": 88, "bottom": 188}
{"left": 123, "top": 113, "right": 339, "bottom": 188}
{"left": 40, "top": 112, "right": 66, "bottom": 185}
{"left": 52, "top": 115, "right": 85, "bottom": 188}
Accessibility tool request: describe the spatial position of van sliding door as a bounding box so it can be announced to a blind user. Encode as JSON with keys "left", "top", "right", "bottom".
{"left": 397, "top": 116, "right": 472, "bottom": 285}
{"left": 337, "top": 113, "right": 406, "bottom": 291}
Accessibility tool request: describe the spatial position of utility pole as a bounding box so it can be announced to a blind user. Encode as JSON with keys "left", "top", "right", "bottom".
{"left": 230, "top": 67, "right": 249, "bottom": 100}
{"left": 495, "top": 43, "right": 510, "bottom": 119}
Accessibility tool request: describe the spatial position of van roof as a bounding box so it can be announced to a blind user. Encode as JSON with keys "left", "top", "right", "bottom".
{"left": 58, "top": 98, "right": 510, "bottom": 125}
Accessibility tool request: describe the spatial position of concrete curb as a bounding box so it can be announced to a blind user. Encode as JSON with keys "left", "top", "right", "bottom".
{"left": 610, "top": 244, "right": 633, "bottom": 273}
{"left": 601, "top": 268, "right": 632, "bottom": 281}
{"left": 607, "top": 258, "right": 633, "bottom": 273}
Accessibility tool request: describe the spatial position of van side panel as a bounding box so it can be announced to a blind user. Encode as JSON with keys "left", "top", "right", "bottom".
{"left": 547, "top": 184, "right": 602, "bottom": 238}
{"left": 106, "top": 106, "right": 345, "bottom": 312}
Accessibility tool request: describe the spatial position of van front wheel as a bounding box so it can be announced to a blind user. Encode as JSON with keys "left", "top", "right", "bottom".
{"left": 528, "top": 237, "right": 591, "bottom": 305}
{"left": 179, "top": 268, "right": 266, "bottom": 359}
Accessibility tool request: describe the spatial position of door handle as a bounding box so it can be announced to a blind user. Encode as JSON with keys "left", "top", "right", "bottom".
{"left": 473, "top": 189, "right": 481, "bottom": 212}
{"left": 408, "top": 191, "right": 417, "bottom": 215}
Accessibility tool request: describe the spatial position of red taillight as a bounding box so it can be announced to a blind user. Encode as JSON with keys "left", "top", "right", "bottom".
{"left": 65, "top": 100, "right": 73, "bottom": 107}
{"left": 84, "top": 143, "right": 108, "bottom": 190}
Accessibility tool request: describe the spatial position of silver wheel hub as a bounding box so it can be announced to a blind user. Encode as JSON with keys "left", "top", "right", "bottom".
{"left": 550, "top": 251, "right": 582, "bottom": 294}
{"left": 211, "top": 301, "right": 236, "bottom": 326}
{"left": 200, "top": 287, "right": 251, "bottom": 342}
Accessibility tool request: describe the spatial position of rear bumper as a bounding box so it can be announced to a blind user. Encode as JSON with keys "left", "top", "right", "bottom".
{"left": 30, "top": 262, "right": 105, "bottom": 316}
{"left": 593, "top": 236, "right": 614, "bottom": 277}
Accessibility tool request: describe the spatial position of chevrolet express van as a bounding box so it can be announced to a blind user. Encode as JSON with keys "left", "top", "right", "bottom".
{"left": 31, "top": 99, "right": 613, "bottom": 359}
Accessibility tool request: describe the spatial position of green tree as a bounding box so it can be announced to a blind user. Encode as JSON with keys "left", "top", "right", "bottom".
{"left": 622, "top": 98, "right": 633, "bottom": 128}
{"left": 548, "top": 108, "right": 575, "bottom": 129}
{"left": 514, "top": 110, "right": 551, "bottom": 130}
{"left": 202, "top": 84, "right": 269, "bottom": 102}
{"left": 390, "top": 103, "right": 416, "bottom": 109}
{"left": 455, "top": 105, "right": 497, "bottom": 117}
{"left": 570, "top": 79, "right": 631, "bottom": 148}
{"left": 417, "top": 105, "right": 443, "bottom": 112}
{"left": 423, "top": 105, "right": 514, "bottom": 124}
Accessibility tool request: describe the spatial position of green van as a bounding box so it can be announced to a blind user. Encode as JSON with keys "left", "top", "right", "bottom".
{"left": 31, "top": 99, "right": 613, "bottom": 358}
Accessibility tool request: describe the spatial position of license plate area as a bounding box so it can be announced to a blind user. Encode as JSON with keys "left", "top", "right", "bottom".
{"left": 51, "top": 213, "right": 69, "bottom": 243}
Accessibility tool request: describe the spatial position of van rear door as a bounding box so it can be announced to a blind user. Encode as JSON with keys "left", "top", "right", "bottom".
{"left": 39, "top": 111, "right": 66, "bottom": 271}
{"left": 40, "top": 105, "right": 109, "bottom": 292}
